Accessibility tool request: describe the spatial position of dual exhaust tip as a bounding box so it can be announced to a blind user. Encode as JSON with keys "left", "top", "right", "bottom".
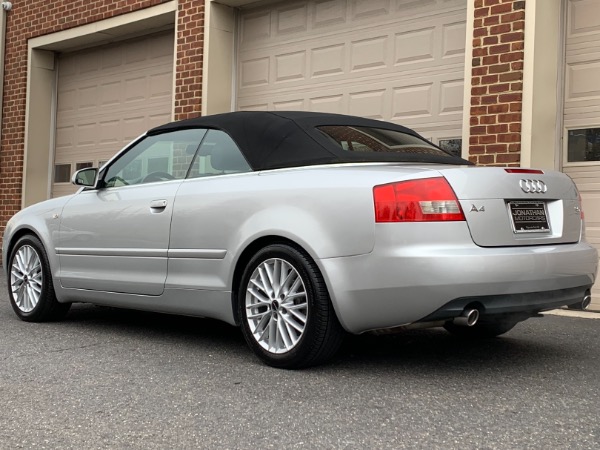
{"left": 455, "top": 294, "right": 593, "bottom": 325}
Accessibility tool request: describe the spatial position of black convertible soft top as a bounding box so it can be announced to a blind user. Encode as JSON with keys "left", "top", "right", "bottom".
{"left": 148, "top": 111, "right": 470, "bottom": 170}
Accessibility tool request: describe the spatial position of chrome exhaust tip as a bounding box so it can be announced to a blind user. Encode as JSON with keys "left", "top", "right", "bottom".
{"left": 581, "top": 295, "right": 592, "bottom": 311}
{"left": 453, "top": 308, "right": 479, "bottom": 327}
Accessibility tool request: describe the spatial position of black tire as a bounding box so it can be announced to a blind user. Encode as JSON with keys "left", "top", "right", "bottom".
{"left": 238, "top": 244, "right": 344, "bottom": 369}
{"left": 443, "top": 317, "right": 518, "bottom": 338}
{"left": 7, "top": 234, "right": 70, "bottom": 322}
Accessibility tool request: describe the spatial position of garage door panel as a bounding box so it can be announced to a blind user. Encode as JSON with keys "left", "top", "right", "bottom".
{"left": 564, "top": 0, "right": 600, "bottom": 310}
{"left": 53, "top": 31, "right": 174, "bottom": 198}
{"left": 568, "top": 0, "right": 600, "bottom": 39}
{"left": 237, "top": 0, "right": 465, "bottom": 139}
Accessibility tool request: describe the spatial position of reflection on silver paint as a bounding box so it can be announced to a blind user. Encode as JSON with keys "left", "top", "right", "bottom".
{"left": 167, "top": 249, "right": 227, "bottom": 259}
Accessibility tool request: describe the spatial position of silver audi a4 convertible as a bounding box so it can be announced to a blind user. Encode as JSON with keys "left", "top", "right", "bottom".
{"left": 3, "top": 111, "right": 598, "bottom": 368}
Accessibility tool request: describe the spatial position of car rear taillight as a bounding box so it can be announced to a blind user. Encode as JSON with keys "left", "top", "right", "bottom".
{"left": 373, "top": 177, "right": 465, "bottom": 222}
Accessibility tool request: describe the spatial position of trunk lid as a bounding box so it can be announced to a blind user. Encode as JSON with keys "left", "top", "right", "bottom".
{"left": 438, "top": 167, "right": 582, "bottom": 247}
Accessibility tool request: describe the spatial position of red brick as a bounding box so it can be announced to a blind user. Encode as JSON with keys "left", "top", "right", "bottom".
{"left": 473, "top": 47, "right": 488, "bottom": 57}
{"left": 488, "top": 104, "right": 509, "bottom": 114}
{"left": 490, "top": 24, "right": 511, "bottom": 35}
{"left": 486, "top": 144, "right": 508, "bottom": 153}
{"left": 509, "top": 102, "right": 522, "bottom": 112}
{"left": 501, "top": 11, "right": 525, "bottom": 23}
{"left": 474, "top": 7, "right": 490, "bottom": 18}
{"left": 477, "top": 155, "right": 495, "bottom": 164}
{"left": 479, "top": 134, "right": 497, "bottom": 144}
{"left": 489, "top": 63, "right": 511, "bottom": 74}
{"left": 482, "top": 55, "right": 499, "bottom": 65}
{"left": 490, "top": 44, "right": 511, "bottom": 55}
{"left": 510, "top": 82, "right": 523, "bottom": 91}
{"left": 508, "top": 143, "right": 521, "bottom": 152}
{"left": 483, "top": 15, "right": 500, "bottom": 26}
{"left": 513, "top": 20, "right": 525, "bottom": 31}
{"left": 487, "top": 124, "right": 509, "bottom": 134}
{"left": 500, "top": 51, "right": 524, "bottom": 63}
{"left": 479, "top": 115, "right": 497, "bottom": 125}
{"left": 510, "top": 122, "right": 522, "bottom": 132}
{"left": 481, "top": 95, "right": 499, "bottom": 105}
{"left": 491, "top": 3, "right": 512, "bottom": 14}
{"left": 499, "top": 93, "right": 522, "bottom": 103}
{"left": 501, "top": 32, "right": 525, "bottom": 43}
{"left": 489, "top": 83, "right": 510, "bottom": 94}
{"left": 497, "top": 133, "right": 521, "bottom": 143}
{"left": 471, "top": 126, "right": 487, "bottom": 135}
{"left": 474, "top": 27, "right": 488, "bottom": 38}
{"left": 498, "top": 113, "right": 522, "bottom": 123}
{"left": 471, "top": 106, "right": 488, "bottom": 115}
{"left": 496, "top": 153, "right": 520, "bottom": 163}
{"left": 499, "top": 71, "right": 522, "bottom": 82}
{"left": 483, "top": 36, "right": 499, "bottom": 46}
{"left": 482, "top": 74, "right": 499, "bottom": 85}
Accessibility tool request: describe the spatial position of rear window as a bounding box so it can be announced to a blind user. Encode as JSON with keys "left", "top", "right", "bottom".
{"left": 318, "top": 126, "right": 452, "bottom": 158}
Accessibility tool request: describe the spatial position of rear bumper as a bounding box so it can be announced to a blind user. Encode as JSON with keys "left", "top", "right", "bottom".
{"left": 319, "top": 223, "right": 598, "bottom": 334}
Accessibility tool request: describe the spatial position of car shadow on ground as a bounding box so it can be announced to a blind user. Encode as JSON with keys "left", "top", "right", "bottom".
{"left": 13, "top": 302, "right": 572, "bottom": 376}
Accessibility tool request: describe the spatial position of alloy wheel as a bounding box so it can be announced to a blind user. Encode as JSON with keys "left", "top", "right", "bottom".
{"left": 10, "top": 245, "right": 43, "bottom": 313}
{"left": 245, "top": 258, "right": 308, "bottom": 354}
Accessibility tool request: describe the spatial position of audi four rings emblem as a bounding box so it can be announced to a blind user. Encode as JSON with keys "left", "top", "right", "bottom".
{"left": 519, "top": 179, "right": 547, "bottom": 193}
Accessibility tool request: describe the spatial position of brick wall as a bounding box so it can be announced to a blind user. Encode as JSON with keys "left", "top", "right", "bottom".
{"left": 0, "top": 0, "right": 204, "bottom": 241}
{"left": 468, "top": 0, "right": 526, "bottom": 166}
{"left": 174, "top": 0, "right": 204, "bottom": 121}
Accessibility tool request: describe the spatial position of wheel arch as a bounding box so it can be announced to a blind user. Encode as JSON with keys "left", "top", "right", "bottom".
{"left": 230, "top": 235, "right": 330, "bottom": 326}
{"left": 5, "top": 227, "right": 45, "bottom": 266}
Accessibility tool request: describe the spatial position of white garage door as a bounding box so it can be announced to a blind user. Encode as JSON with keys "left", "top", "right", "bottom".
{"left": 562, "top": 0, "right": 600, "bottom": 310}
{"left": 236, "top": 0, "right": 466, "bottom": 151}
{"left": 52, "top": 32, "right": 174, "bottom": 198}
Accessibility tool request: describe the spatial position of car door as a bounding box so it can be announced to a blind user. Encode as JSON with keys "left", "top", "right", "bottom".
{"left": 57, "top": 128, "right": 207, "bottom": 296}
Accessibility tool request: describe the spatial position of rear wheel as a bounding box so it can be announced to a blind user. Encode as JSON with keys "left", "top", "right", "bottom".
{"left": 443, "top": 317, "right": 518, "bottom": 338}
{"left": 238, "top": 244, "right": 344, "bottom": 369}
{"left": 8, "top": 235, "right": 70, "bottom": 322}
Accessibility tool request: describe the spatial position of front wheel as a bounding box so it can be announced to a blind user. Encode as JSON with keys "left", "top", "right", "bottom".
{"left": 238, "top": 244, "right": 344, "bottom": 369}
{"left": 8, "top": 235, "right": 70, "bottom": 322}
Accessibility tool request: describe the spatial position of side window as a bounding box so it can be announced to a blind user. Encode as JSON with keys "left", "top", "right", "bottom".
{"left": 103, "top": 129, "right": 206, "bottom": 188}
{"left": 188, "top": 130, "right": 251, "bottom": 178}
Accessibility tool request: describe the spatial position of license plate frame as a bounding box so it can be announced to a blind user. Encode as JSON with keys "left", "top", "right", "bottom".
{"left": 508, "top": 200, "right": 550, "bottom": 234}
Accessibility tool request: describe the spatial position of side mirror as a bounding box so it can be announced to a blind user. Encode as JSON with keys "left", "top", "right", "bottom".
{"left": 72, "top": 168, "right": 98, "bottom": 187}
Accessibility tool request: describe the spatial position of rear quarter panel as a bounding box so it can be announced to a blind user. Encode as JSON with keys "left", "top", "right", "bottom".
{"left": 167, "top": 165, "right": 438, "bottom": 290}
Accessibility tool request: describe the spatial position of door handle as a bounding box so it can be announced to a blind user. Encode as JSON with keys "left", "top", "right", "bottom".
{"left": 150, "top": 199, "right": 168, "bottom": 210}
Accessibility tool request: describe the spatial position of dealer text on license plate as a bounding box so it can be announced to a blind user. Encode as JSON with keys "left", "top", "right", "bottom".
{"left": 508, "top": 201, "right": 550, "bottom": 233}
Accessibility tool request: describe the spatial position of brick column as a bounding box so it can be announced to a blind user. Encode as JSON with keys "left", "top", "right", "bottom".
{"left": 174, "top": 0, "right": 205, "bottom": 121}
{"left": 469, "top": 0, "right": 526, "bottom": 166}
